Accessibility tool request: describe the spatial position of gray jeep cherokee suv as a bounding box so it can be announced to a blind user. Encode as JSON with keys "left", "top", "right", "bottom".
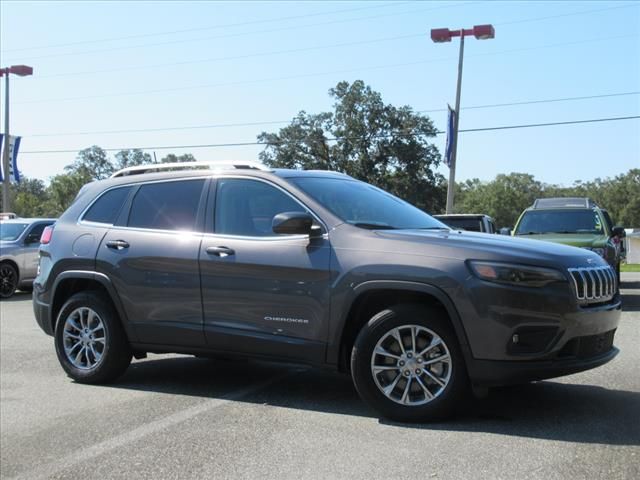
{"left": 33, "top": 162, "right": 621, "bottom": 421}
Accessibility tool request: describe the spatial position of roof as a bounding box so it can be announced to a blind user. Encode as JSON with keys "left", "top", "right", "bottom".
{"left": 532, "top": 197, "right": 598, "bottom": 209}
{"left": 0, "top": 218, "right": 57, "bottom": 223}
{"left": 434, "top": 214, "right": 492, "bottom": 219}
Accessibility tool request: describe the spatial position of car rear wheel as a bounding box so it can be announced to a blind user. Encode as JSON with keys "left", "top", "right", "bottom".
{"left": 351, "top": 304, "right": 468, "bottom": 422}
{"left": 54, "top": 292, "right": 132, "bottom": 383}
{"left": 0, "top": 263, "right": 18, "bottom": 299}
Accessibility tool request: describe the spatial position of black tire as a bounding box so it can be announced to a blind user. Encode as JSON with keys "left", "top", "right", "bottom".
{"left": 54, "top": 292, "right": 132, "bottom": 384}
{"left": 0, "top": 263, "right": 18, "bottom": 299}
{"left": 351, "top": 304, "right": 469, "bottom": 422}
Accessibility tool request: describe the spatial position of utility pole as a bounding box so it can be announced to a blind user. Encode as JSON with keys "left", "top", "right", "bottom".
{"left": 1, "top": 65, "right": 34, "bottom": 213}
{"left": 430, "top": 25, "right": 495, "bottom": 214}
{"left": 2, "top": 71, "right": 9, "bottom": 212}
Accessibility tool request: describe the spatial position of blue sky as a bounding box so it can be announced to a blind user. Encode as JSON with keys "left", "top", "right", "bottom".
{"left": 1, "top": 0, "right": 639, "bottom": 185}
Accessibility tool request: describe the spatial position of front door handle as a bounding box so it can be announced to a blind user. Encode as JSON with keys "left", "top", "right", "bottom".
{"left": 206, "top": 246, "right": 235, "bottom": 257}
{"left": 106, "top": 240, "right": 130, "bottom": 250}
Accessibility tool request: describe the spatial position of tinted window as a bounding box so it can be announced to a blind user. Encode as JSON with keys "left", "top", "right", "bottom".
{"left": 215, "top": 179, "right": 306, "bottom": 236}
{"left": 128, "top": 180, "right": 205, "bottom": 231}
{"left": 25, "top": 223, "right": 52, "bottom": 243}
{"left": 292, "top": 177, "right": 446, "bottom": 230}
{"left": 83, "top": 187, "right": 132, "bottom": 224}
{"left": 515, "top": 209, "right": 604, "bottom": 235}
{"left": 438, "top": 218, "right": 483, "bottom": 232}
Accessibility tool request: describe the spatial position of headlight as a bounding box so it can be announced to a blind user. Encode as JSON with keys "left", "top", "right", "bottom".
{"left": 468, "top": 261, "right": 566, "bottom": 287}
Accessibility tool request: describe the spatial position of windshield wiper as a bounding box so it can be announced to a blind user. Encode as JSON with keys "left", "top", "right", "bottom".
{"left": 351, "top": 222, "right": 397, "bottom": 230}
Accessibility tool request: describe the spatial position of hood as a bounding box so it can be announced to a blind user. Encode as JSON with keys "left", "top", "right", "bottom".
{"left": 513, "top": 233, "right": 606, "bottom": 248}
{"left": 366, "top": 228, "right": 607, "bottom": 270}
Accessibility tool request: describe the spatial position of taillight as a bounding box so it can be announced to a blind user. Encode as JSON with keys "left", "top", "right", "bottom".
{"left": 40, "top": 225, "right": 54, "bottom": 245}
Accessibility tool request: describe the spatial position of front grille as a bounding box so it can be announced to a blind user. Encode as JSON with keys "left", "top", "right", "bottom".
{"left": 558, "top": 329, "right": 616, "bottom": 359}
{"left": 567, "top": 266, "right": 616, "bottom": 304}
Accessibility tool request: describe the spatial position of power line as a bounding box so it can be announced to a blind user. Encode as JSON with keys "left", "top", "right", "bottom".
{"left": 495, "top": 3, "right": 639, "bottom": 26}
{"left": 418, "top": 91, "right": 640, "bottom": 113}
{"left": 24, "top": 91, "right": 640, "bottom": 137}
{"left": 1, "top": 2, "right": 412, "bottom": 53}
{"left": 19, "top": 115, "right": 640, "bottom": 154}
{"left": 37, "top": 32, "right": 426, "bottom": 79}
{"left": 3, "top": 2, "right": 472, "bottom": 62}
{"left": 15, "top": 33, "right": 638, "bottom": 105}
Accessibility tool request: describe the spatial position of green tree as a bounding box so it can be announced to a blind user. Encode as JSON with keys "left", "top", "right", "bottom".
{"left": 114, "top": 149, "right": 153, "bottom": 170}
{"left": 258, "top": 80, "right": 445, "bottom": 212}
{"left": 45, "top": 170, "right": 93, "bottom": 217}
{"left": 65, "top": 145, "right": 114, "bottom": 180}
{"left": 160, "top": 153, "right": 197, "bottom": 163}
{"left": 12, "top": 177, "right": 49, "bottom": 217}
{"left": 455, "top": 173, "right": 544, "bottom": 228}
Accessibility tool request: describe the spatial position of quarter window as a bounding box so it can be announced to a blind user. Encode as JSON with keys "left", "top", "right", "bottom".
{"left": 214, "top": 179, "right": 306, "bottom": 236}
{"left": 83, "top": 187, "right": 132, "bottom": 225}
{"left": 128, "top": 180, "right": 205, "bottom": 231}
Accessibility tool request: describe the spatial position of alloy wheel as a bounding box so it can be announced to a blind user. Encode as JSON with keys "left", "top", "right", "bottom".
{"left": 62, "top": 307, "right": 106, "bottom": 370}
{"left": 370, "top": 324, "right": 452, "bottom": 406}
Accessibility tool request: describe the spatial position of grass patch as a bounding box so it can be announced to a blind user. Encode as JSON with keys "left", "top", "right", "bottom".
{"left": 621, "top": 264, "right": 640, "bottom": 272}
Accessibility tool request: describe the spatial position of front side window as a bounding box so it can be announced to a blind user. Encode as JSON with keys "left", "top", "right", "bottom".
{"left": 83, "top": 187, "right": 132, "bottom": 224}
{"left": 214, "top": 179, "right": 307, "bottom": 237}
{"left": 515, "top": 209, "right": 604, "bottom": 235}
{"left": 128, "top": 180, "right": 205, "bottom": 231}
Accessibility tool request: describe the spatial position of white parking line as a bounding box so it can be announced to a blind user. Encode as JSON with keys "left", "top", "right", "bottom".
{"left": 12, "top": 370, "right": 299, "bottom": 480}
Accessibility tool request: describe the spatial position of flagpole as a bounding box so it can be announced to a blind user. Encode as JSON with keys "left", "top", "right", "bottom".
{"left": 2, "top": 72, "right": 9, "bottom": 212}
{"left": 445, "top": 31, "right": 465, "bottom": 214}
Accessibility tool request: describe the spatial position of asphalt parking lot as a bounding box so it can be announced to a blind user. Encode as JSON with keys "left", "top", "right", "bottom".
{"left": 1, "top": 275, "right": 639, "bottom": 480}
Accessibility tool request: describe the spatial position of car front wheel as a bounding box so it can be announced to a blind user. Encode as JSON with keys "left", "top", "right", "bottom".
{"left": 54, "top": 292, "right": 132, "bottom": 383}
{"left": 351, "top": 304, "right": 468, "bottom": 422}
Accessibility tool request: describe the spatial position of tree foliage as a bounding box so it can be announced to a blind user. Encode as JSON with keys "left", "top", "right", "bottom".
{"left": 258, "top": 80, "right": 446, "bottom": 213}
{"left": 2, "top": 148, "right": 197, "bottom": 217}
{"left": 455, "top": 169, "right": 640, "bottom": 228}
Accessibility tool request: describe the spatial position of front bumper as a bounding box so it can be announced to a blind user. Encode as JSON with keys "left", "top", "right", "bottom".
{"left": 468, "top": 345, "right": 619, "bottom": 386}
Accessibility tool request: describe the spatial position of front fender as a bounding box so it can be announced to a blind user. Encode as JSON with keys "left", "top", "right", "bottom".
{"left": 326, "top": 279, "right": 471, "bottom": 366}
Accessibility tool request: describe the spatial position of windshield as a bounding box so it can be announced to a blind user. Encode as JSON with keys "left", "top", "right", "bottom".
{"left": 291, "top": 177, "right": 447, "bottom": 230}
{"left": 438, "top": 217, "right": 483, "bottom": 232}
{"left": 515, "top": 209, "right": 604, "bottom": 235}
{"left": 0, "top": 223, "right": 28, "bottom": 241}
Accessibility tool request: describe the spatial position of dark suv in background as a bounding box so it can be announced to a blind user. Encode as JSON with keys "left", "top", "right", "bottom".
{"left": 33, "top": 163, "right": 621, "bottom": 421}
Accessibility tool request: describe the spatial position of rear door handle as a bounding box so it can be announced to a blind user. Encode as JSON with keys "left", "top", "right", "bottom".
{"left": 206, "top": 246, "right": 235, "bottom": 257}
{"left": 106, "top": 240, "right": 130, "bottom": 250}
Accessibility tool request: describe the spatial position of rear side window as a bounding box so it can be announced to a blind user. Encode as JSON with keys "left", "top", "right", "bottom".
{"left": 128, "top": 180, "right": 205, "bottom": 231}
{"left": 83, "top": 187, "right": 132, "bottom": 225}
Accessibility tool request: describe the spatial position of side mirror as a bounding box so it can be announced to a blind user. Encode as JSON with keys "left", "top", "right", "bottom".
{"left": 272, "top": 212, "right": 314, "bottom": 235}
{"left": 499, "top": 227, "right": 512, "bottom": 236}
{"left": 25, "top": 233, "right": 41, "bottom": 245}
{"left": 611, "top": 226, "right": 625, "bottom": 238}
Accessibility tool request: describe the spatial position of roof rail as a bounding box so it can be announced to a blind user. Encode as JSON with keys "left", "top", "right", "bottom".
{"left": 110, "top": 161, "right": 270, "bottom": 178}
{"left": 532, "top": 197, "right": 597, "bottom": 209}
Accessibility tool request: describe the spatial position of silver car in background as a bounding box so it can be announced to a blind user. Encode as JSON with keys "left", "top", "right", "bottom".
{"left": 1, "top": 218, "right": 56, "bottom": 298}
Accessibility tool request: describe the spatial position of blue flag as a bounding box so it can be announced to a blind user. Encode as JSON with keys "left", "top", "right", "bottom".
{"left": 0, "top": 134, "right": 21, "bottom": 183}
{"left": 444, "top": 105, "right": 456, "bottom": 168}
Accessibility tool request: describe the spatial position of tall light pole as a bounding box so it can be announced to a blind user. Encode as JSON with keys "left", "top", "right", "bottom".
{"left": 1, "top": 64, "right": 33, "bottom": 213}
{"left": 431, "top": 25, "right": 494, "bottom": 214}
